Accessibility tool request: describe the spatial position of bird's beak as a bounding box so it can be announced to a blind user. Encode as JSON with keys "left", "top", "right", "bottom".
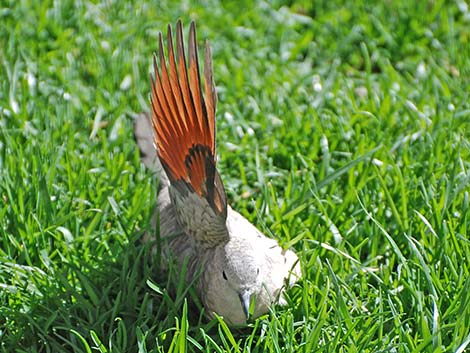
{"left": 238, "top": 291, "right": 252, "bottom": 320}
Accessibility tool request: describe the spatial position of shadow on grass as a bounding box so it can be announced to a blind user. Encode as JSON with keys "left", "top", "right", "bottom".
{"left": 1, "top": 223, "right": 282, "bottom": 353}
{"left": 1, "top": 228, "right": 193, "bottom": 352}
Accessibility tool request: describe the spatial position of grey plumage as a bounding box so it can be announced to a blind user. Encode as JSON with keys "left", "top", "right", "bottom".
{"left": 135, "top": 20, "right": 301, "bottom": 325}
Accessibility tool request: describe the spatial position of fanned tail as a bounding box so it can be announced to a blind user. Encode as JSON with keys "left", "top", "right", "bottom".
{"left": 150, "top": 20, "right": 228, "bottom": 248}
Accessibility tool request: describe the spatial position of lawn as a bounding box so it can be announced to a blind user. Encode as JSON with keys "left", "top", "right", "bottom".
{"left": 1, "top": 0, "right": 470, "bottom": 352}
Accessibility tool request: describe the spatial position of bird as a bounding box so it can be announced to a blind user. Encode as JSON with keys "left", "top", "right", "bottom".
{"left": 134, "top": 20, "right": 301, "bottom": 326}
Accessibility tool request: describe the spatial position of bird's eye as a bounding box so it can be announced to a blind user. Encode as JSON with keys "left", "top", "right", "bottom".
{"left": 222, "top": 271, "right": 228, "bottom": 280}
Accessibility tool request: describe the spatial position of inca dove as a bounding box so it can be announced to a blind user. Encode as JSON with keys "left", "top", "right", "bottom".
{"left": 134, "top": 20, "right": 301, "bottom": 325}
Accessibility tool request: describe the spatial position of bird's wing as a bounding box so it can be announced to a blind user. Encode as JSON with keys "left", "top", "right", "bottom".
{"left": 150, "top": 20, "right": 228, "bottom": 247}
{"left": 133, "top": 113, "right": 169, "bottom": 186}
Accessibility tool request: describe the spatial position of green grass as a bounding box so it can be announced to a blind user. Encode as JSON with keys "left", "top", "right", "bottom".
{"left": 1, "top": 0, "right": 470, "bottom": 352}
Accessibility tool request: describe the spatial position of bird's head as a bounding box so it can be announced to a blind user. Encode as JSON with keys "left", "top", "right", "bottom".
{"left": 221, "top": 246, "right": 263, "bottom": 320}
{"left": 204, "top": 230, "right": 271, "bottom": 325}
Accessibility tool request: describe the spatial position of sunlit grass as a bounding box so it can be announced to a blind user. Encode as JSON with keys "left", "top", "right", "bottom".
{"left": 1, "top": 0, "right": 470, "bottom": 352}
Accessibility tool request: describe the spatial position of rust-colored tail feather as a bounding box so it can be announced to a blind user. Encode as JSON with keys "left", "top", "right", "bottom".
{"left": 203, "top": 40, "right": 217, "bottom": 154}
{"left": 150, "top": 20, "right": 226, "bottom": 216}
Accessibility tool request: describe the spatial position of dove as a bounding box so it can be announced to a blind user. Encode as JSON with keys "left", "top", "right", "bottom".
{"left": 134, "top": 20, "right": 301, "bottom": 325}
